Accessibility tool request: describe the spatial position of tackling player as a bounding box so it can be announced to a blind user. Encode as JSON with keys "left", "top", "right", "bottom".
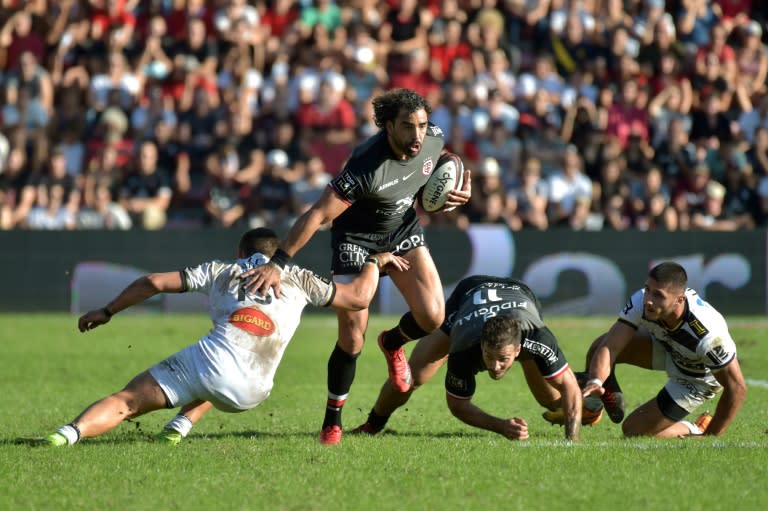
{"left": 21, "top": 228, "right": 408, "bottom": 446}
{"left": 575, "top": 261, "right": 747, "bottom": 437}
{"left": 240, "top": 88, "right": 472, "bottom": 444}
{"left": 352, "top": 276, "right": 590, "bottom": 442}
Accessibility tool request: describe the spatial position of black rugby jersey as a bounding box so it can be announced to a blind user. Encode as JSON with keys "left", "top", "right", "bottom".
{"left": 442, "top": 276, "right": 570, "bottom": 398}
{"left": 329, "top": 125, "right": 445, "bottom": 234}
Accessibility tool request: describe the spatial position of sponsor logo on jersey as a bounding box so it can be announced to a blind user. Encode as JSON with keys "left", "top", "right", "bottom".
{"left": 394, "top": 233, "right": 425, "bottom": 253}
{"left": 332, "top": 173, "right": 358, "bottom": 196}
{"left": 402, "top": 171, "right": 417, "bottom": 181}
{"left": 706, "top": 343, "right": 729, "bottom": 366}
{"left": 522, "top": 338, "right": 558, "bottom": 364}
{"left": 229, "top": 307, "right": 275, "bottom": 336}
{"left": 376, "top": 178, "right": 400, "bottom": 191}
{"left": 687, "top": 318, "right": 709, "bottom": 338}
{"left": 445, "top": 372, "right": 467, "bottom": 393}
{"left": 622, "top": 298, "right": 634, "bottom": 315}
{"left": 422, "top": 157, "right": 433, "bottom": 175}
{"left": 376, "top": 197, "right": 414, "bottom": 217}
{"left": 337, "top": 243, "right": 368, "bottom": 268}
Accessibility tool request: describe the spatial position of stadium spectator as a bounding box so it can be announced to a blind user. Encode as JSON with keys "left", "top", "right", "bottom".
{"left": 508, "top": 156, "right": 549, "bottom": 231}
{"left": 1, "top": 0, "right": 768, "bottom": 232}
{"left": 118, "top": 139, "right": 173, "bottom": 229}
{"left": 77, "top": 178, "right": 132, "bottom": 230}
{"left": 19, "top": 228, "right": 408, "bottom": 446}
{"left": 202, "top": 145, "right": 247, "bottom": 228}
{"left": 547, "top": 144, "right": 594, "bottom": 229}
{"left": 737, "top": 94, "right": 768, "bottom": 145}
{"left": 593, "top": 157, "right": 631, "bottom": 231}
{"left": 734, "top": 20, "right": 768, "bottom": 99}
{"left": 3, "top": 50, "right": 53, "bottom": 172}
{"left": 605, "top": 80, "right": 650, "bottom": 150}
{"left": 627, "top": 165, "right": 679, "bottom": 231}
{"left": 428, "top": 18, "right": 472, "bottom": 83}
{"left": 465, "top": 156, "right": 513, "bottom": 227}
{"left": 244, "top": 148, "right": 295, "bottom": 230}
{"left": 291, "top": 155, "right": 332, "bottom": 217}
{"left": 378, "top": 0, "right": 429, "bottom": 75}
{"left": 672, "top": 162, "right": 714, "bottom": 230}
{"left": 0, "top": 8, "right": 45, "bottom": 72}
{"left": 747, "top": 126, "right": 768, "bottom": 175}
{"left": 294, "top": 73, "right": 356, "bottom": 176}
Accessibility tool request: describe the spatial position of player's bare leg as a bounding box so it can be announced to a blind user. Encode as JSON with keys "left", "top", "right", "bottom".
{"left": 320, "top": 305, "right": 368, "bottom": 444}
{"left": 622, "top": 399, "right": 692, "bottom": 438}
{"left": 42, "top": 371, "right": 169, "bottom": 445}
{"left": 353, "top": 329, "right": 450, "bottom": 435}
{"left": 378, "top": 247, "right": 445, "bottom": 392}
{"left": 156, "top": 399, "right": 214, "bottom": 445}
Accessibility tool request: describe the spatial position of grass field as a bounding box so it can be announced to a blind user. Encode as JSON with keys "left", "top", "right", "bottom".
{"left": 1, "top": 313, "right": 766, "bottom": 511}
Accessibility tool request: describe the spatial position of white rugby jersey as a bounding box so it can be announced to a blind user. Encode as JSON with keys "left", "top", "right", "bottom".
{"left": 619, "top": 288, "right": 737, "bottom": 377}
{"left": 181, "top": 253, "right": 335, "bottom": 383}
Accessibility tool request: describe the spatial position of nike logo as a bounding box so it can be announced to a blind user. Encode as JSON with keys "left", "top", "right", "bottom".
{"left": 402, "top": 171, "right": 417, "bottom": 180}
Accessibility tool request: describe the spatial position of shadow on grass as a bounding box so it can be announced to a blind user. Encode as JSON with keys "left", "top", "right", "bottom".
{"left": 7, "top": 428, "right": 486, "bottom": 447}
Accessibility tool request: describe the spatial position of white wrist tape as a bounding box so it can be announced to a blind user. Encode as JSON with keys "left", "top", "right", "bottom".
{"left": 586, "top": 377, "right": 603, "bottom": 388}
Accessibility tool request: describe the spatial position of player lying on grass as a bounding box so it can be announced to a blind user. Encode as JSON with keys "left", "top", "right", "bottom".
{"left": 19, "top": 228, "right": 408, "bottom": 446}
{"left": 547, "top": 261, "right": 747, "bottom": 438}
{"left": 351, "top": 276, "right": 593, "bottom": 442}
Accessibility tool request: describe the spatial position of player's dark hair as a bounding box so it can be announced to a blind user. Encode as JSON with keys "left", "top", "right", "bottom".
{"left": 480, "top": 316, "right": 522, "bottom": 351}
{"left": 372, "top": 88, "right": 431, "bottom": 128}
{"left": 238, "top": 228, "right": 279, "bottom": 258}
{"left": 649, "top": 262, "right": 688, "bottom": 292}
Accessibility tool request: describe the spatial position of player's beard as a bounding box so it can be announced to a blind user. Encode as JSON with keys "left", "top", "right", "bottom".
{"left": 392, "top": 135, "right": 422, "bottom": 158}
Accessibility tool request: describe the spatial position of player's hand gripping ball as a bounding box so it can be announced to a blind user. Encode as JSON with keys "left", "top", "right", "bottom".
{"left": 418, "top": 152, "right": 465, "bottom": 212}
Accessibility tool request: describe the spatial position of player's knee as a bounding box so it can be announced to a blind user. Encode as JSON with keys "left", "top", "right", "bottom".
{"left": 621, "top": 417, "right": 648, "bottom": 437}
{"left": 412, "top": 301, "right": 444, "bottom": 332}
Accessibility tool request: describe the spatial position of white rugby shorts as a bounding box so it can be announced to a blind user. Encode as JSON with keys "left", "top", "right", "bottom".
{"left": 650, "top": 337, "right": 722, "bottom": 413}
{"left": 149, "top": 340, "right": 272, "bottom": 413}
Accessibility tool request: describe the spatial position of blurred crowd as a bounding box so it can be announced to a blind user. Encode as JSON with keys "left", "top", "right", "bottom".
{"left": 2, "top": 0, "right": 768, "bottom": 232}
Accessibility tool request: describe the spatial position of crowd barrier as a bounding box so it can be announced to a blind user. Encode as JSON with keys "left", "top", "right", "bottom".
{"left": 0, "top": 226, "right": 763, "bottom": 315}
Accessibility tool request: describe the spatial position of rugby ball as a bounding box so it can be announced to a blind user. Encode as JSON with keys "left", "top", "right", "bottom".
{"left": 418, "top": 152, "right": 464, "bottom": 212}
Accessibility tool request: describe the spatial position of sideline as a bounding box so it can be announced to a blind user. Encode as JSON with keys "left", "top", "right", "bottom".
{"left": 746, "top": 378, "right": 768, "bottom": 389}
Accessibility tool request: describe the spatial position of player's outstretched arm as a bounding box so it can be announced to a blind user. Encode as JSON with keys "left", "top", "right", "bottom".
{"left": 243, "top": 187, "right": 349, "bottom": 298}
{"left": 549, "top": 368, "right": 582, "bottom": 441}
{"left": 78, "top": 272, "right": 184, "bottom": 332}
{"left": 583, "top": 321, "right": 635, "bottom": 398}
{"left": 446, "top": 394, "right": 529, "bottom": 440}
{"left": 707, "top": 358, "right": 747, "bottom": 436}
{"left": 332, "top": 252, "right": 410, "bottom": 310}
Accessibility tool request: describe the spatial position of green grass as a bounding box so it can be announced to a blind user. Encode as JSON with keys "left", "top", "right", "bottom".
{"left": 1, "top": 314, "right": 766, "bottom": 511}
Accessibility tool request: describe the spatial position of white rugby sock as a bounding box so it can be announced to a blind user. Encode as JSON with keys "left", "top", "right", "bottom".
{"left": 56, "top": 424, "right": 81, "bottom": 445}
{"left": 164, "top": 414, "right": 193, "bottom": 437}
{"left": 680, "top": 420, "right": 703, "bottom": 436}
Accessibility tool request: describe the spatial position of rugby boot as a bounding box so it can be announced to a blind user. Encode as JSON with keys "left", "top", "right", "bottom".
{"left": 378, "top": 331, "right": 413, "bottom": 393}
{"left": 319, "top": 425, "right": 342, "bottom": 445}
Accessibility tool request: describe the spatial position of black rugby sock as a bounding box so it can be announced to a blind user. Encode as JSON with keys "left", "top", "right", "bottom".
{"left": 366, "top": 409, "right": 390, "bottom": 431}
{"left": 382, "top": 312, "right": 428, "bottom": 350}
{"left": 604, "top": 371, "right": 623, "bottom": 394}
{"left": 322, "top": 344, "right": 359, "bottom": 428}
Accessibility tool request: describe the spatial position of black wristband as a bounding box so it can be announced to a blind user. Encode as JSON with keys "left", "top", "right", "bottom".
{"left": 365, "top": 255, "right": 380, "bottom": 270}
{"left": 102, "top": 307, "right": 114, "bottom": 318}
{"left": 270, "top": 248, "right": 291, "bottom": 269}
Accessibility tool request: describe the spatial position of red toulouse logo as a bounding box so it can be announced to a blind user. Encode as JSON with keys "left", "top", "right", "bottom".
{"left": 422, "top": 157, "right": 433, "bottom": 175}
{"left": 229, "top": 307, "right": 275, "bottom": 335}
